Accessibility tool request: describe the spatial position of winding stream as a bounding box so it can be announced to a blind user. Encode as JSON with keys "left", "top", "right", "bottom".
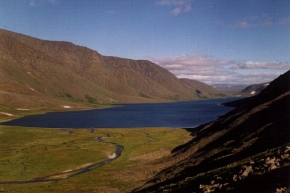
{"left": 0, "top": 133, "right": 124, "bottom": 184}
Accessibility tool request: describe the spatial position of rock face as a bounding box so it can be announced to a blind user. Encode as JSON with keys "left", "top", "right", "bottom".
{"left": 199, "top": 145, "right": 290, "bottom": 193}
{"left": 0, "top": 29, "right": 225, "bottom": 111}
{"left": 135, "top": 70, "right": 290, "bottom": 193}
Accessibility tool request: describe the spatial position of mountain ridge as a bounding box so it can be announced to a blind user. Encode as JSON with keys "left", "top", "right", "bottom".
{"left": 0, "top": 29, "right": 226, "bottom": 115}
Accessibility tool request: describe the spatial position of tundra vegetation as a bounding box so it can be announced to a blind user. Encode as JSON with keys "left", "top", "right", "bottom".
{"left": 0, "top": 126, "right": 191, "bottom": 192}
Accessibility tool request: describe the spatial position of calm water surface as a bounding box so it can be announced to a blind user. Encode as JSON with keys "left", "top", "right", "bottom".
{"left": 1, "top": 98, "right": 239, "bottom": 128}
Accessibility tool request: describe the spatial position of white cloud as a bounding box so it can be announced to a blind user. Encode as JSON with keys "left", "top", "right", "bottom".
{"left": 30, "top": 0, "right": 36, "bottom": 6}
{"left": 151, "top": 53, "right": 290, "bottom": 85}
{"left": 172, "top": 7, "right": 182, "bottom": 16}
{"left": 232, "top": 61, "right": 290, "bottom": 70}
{"left": 235, "top": 21, "right": 251, "bottom": 28}
{"left": 156, "top": 0, "right": 193, "bottom": 16}
{"left": 29, "top": 0, "right": 57, "bottom": 7}
{"left": 234, "top": 14, "right": 276, "bottom": 28}
{"left": 106, "top": 10, "right": 116, "bottom": 14}
{"left": 184, "top": 3, "right": 191, "bottom": 12}
{"left": 152, "top": 53, "right": 234, "bottom": 84}
{"left": 233, "top": 14, "right": 288, "bottom": 28}
{"left": 278, "top": 17, "right": 290, "bottom": 25}
{"left": 152, "top": 54, "right": 232, "bottom": 69}
{"left": 157, "top": 0, "right": 171, "bottom": 6}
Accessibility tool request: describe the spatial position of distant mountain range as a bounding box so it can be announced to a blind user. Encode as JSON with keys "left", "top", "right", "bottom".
{"left": 212, "top": 84, "right": 247, "bottom": 94}
{"left": 213, "top": 82, "right": 270, "bottom": 96}
{"left": 239, "top": 82, "right": 269, "bottom": 96}
{"left": 136, "top": 70, "right": 290, "bottom": 192}
{"left": 0, "top": 29, "right": 226, "bottom": 113}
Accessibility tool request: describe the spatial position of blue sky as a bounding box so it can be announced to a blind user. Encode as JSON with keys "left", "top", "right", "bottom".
{"left": 1, "top": 0, "right": 290, "bottom": 85}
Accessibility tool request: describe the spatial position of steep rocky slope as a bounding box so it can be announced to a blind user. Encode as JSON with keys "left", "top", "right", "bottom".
{"left": 135, "top": 70, "right": 290, "bottom": 192}
{"left": 0, "top": 29, "right": 225, "bottom": 113}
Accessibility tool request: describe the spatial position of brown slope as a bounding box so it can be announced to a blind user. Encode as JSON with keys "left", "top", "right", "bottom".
{"left": 135, "top": 70, "right": 290, "bottom": 192}
{"left": 180, "top": 78, "right": 227, "bottom": 98}
{"left": 0, "top": 31, "right": 109, "bottom": 110}
{"left": 0, "top": 29, "right": 226, "bottom": 112}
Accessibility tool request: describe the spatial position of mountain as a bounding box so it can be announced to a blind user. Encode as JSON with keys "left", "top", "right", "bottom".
{"left": 212, "top": 84, "right": 247, "bottom": 95}
{"left": 135, "top": 70, "right": 290, "bottom": 192}
{"left": 239, "top": 82, "right": 269, "bottom": 96}
{"left": 180, "top": 78, "right": 227, "bottom": 98}
{"left": 213, "top": 82, "right": 270, "bottom": 97}
{"left": 0, "top": 29, "right": 226, "bottom": 114}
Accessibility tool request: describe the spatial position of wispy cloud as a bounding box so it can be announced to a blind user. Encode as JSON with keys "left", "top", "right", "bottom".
{"left": 29, "top": 0, "right": 57, "bottom": 7}
{"left": 278, "top": 17, "right": 290, "bottom": 25}
{"left": 30, "top": 0, "right": 36, "bottom": 6}
{"left": 156, "top": 0, "right": 193, "bottom": 16}
{"left": 151, "top": 54, "right": 290, "bottom": 84}
{"left": 152, "top": 54, "right": 234, "bottom": 84}
{"left": 106, "top": 10, "right": 116, "bottom": 15}
{"left": 233, "top": 14, "right": 289, "bottom": 28}
{"left": 234, "top": 14, "right": 273, "bottom": 28}
{"left": 152, "top": 53, "right": 231, "bottom": 69}
{"left": 231, "top": 61, "right": 290, "bottom": 70}
{"left": 217, "top": 14, "right": 290, "bottom": 29}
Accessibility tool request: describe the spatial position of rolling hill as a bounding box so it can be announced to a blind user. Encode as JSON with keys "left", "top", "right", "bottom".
{"left": 0, "top": 29, "right": 226, "bottom": 115}
{"left": 135, "top": 70, "right": 290, "bottom": 192}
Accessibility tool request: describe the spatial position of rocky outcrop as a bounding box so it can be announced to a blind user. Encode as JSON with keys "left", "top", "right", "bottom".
{"left": 199, "top": 145, "right": 290, "bottom": 193}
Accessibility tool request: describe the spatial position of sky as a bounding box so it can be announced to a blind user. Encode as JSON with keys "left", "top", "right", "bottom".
{"left": 1, "top": 0, "right": 290, "bottom": 85}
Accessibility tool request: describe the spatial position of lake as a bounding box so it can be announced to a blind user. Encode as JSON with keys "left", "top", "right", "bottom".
{"left": 1, "top": 98, "right": 239, "bottom": 128}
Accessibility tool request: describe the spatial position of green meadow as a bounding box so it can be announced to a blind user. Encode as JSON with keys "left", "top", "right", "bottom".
{"left": 0, "top": 126, "right": 191, "bottom": 192}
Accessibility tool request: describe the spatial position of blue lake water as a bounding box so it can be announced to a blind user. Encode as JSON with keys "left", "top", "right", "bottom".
{"left": 1, "top": 98, "right": 239, "bottom": 129}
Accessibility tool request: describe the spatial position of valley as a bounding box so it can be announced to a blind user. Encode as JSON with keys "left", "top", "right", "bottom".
{"left": 0, "top": 29, "right": 289, "bottom": 192}
{"left": 0, "top": 126, "right": 192, "bottom": 192}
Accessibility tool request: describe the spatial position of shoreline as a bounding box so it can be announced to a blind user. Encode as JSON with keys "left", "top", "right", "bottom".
{"left": 0, "top": 98, "right": 237, "bottom": 129}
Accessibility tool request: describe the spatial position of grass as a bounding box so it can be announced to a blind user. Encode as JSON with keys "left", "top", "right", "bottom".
{"left": 84, "top": 94, "right": 97, "bottom": 104}
{"left": 0, "top": 102, "right": 109, "bottom": 123}
{"left": 0, "top": 126, "right": 191, "bottom": 192}
{"left": 139, "top": 92, "right": 151, "bottom": 98}
{"left": 0, "top": 127, "right": 114, "bottom": 181}
{"left": 0, "top": 108, "right": 49, "bottom": 120}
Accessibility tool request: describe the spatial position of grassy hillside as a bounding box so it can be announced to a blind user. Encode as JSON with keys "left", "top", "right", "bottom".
{"left": 0, "top": 29, "right": 226, "bottom": 119}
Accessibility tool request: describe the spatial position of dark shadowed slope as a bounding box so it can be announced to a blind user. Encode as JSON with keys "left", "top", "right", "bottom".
{"left": 225, "top": 70, "right": 290, "bottom": 109}
{"left": 135, "top": 70, "right": 290, "bottom": 192}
